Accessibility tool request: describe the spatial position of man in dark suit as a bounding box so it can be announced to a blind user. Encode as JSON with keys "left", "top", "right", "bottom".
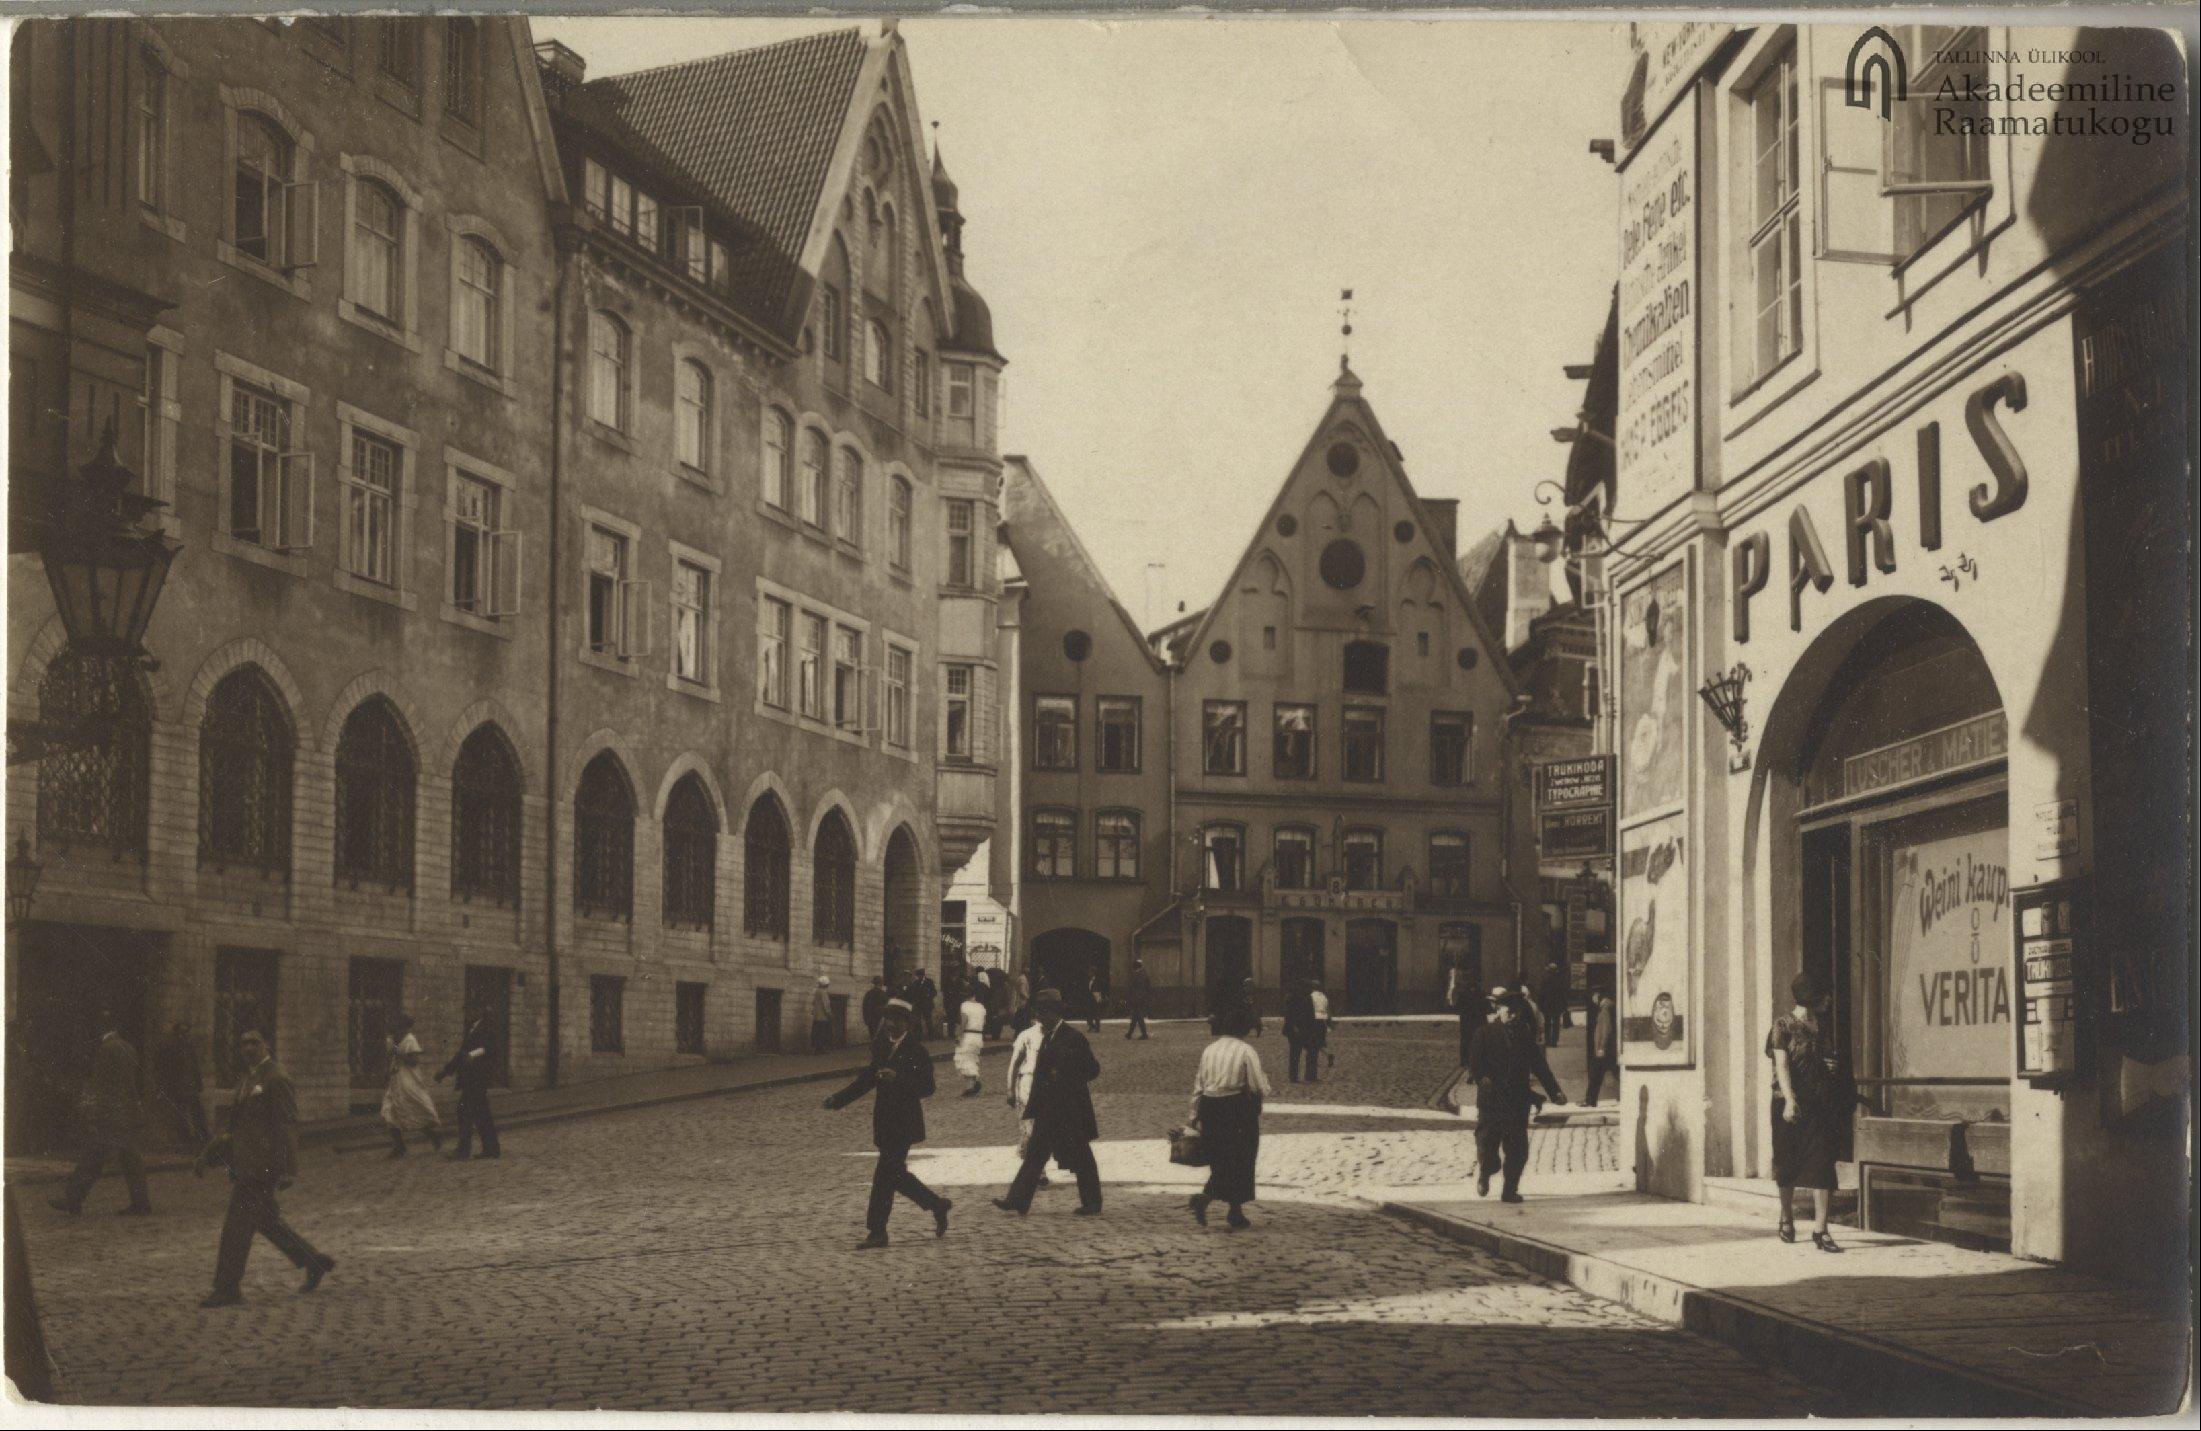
{"left": 197, "top": 1029, "right": 333, "bottom": 1306}
{"left": 1124, "top": 960, "right": 1152, "bottom": 1040}
{"left": 1283, "top": 981, "right": 1326, "bottom": 1084}
{"left": 824, "top": 999, "right": 950, "bottom": 1250}
{"left": 48, "top": 1018, "right": 152, "bottom": 1216}
{"left": 1466, "top": 990, "right": 1536, "bottom": 1204}
{"left": 993, "top": 989, "right": 1102, "bottom": 1216}
{"left": 435, "top": 1007, "right": 501, "bottom": 1159}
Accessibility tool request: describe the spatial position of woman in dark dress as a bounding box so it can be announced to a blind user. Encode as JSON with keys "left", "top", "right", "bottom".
{"left": 1187, "top": 1006, "right": 1274, "bottom": 1230}
{"left": 1767, "top": 972, "right": 1842, "bottom": 1252}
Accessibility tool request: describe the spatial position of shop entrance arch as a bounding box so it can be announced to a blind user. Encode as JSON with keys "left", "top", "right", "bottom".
{"left": 1031, "top": 928, "right": 1108, "bottom": 1007}
{"left": 1344, "top": 919, "right": 1398, "bottom": 1015}
{"left": 1764, "top": 600, "right": 2011, "bottom": 1251}
{"left": 1204, "top": 916, "right": 1252, "bottom": 1014}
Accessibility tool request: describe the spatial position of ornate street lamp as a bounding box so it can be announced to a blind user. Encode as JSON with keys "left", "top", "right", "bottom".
{"left": 6, "top": 834, "right": 43, "bottom": 928}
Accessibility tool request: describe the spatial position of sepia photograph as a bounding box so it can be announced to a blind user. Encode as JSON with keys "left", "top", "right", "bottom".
{"left": 0, "top": 7, "right": 2192, "bottom": 1421}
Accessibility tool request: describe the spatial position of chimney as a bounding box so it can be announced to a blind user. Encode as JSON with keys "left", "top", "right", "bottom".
{"left": 534, "top": 40, "right": 586, "bottom": 90}
{"left": 1422, "top": 498, "right": 1459, "bottom": 558}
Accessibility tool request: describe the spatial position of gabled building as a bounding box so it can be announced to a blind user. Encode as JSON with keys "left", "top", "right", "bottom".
{"left": 1007, "top": 363, "right": 1529, "bottom": 1018}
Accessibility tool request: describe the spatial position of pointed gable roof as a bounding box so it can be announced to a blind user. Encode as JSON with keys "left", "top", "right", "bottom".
{"left": 587, "top": 28, "right": 866, "bottom": 262}
{"left": 1002, "top": 457, "right": 1167, "bottom": 677}
{"left": 1174, "top": 363, "right": 1521, "bottom": 699}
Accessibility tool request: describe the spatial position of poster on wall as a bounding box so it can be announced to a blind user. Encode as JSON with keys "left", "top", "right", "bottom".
{"left": 1885, "top": 823, "right": 2012, "bottom": 1123}
{"left": 1619, "top": 813, "right": 1690, "bottom": 1067}
{"left": 1616, "top": 93, "right": 1698, "bottom": 521}
{"left": 1620, "top": 564, "right": 1688, "bottom": 819}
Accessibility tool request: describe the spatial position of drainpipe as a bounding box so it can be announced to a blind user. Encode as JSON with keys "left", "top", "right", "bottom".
{"left": 1499, "top": 693, "right": 1537, "bottom": 984}
{"left": 542, "top": 225, "right": 573, "bottom": 1088}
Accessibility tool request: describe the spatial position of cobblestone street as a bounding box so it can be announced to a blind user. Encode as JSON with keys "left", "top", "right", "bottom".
{"left": 22, "top": 1023, "right": 1869, "bottom": 1414}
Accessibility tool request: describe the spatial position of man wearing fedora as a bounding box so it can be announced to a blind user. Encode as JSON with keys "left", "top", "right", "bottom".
{"left": 1465, "top": 988, "right": 1537, "bottom": 1204}
{"left": 993, "top": 988, "right": 1103, "bottom": 1217}
{"left": 823, "top": 998, "right": 950, "bottom": 1250}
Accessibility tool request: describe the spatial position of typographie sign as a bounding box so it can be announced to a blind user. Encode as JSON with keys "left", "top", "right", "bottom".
{"left": 1886, "top": 823, "right": 2012, "bottom": 1121}
{"left": 1619, "top": 813, "right": 1690, "bottom": 1067}
{"left": 1620, "top": 565, "right": 1688, "bottom": 819}
{"left": 1537, "top": 755, "right": 1613, "bottom": 810}
{"left": 1617, "top": 96, "right": 1698, "bottom": 522}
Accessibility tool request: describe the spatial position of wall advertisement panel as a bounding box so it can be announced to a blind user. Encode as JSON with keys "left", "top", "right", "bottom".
{"left": 1619, "top": 812, "right": 1690, "bottom": 1067}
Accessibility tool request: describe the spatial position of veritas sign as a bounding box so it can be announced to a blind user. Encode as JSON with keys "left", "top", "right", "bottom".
{"left": 1617, "top": 101, "right": 1697, "bottom": 522}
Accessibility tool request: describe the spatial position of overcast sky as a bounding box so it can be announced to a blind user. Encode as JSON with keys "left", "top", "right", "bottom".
{"left": 536, "top": 16, "right": 1619, "bottom": 628}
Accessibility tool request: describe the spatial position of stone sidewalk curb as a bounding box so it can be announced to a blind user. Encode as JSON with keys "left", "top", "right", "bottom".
{"left": 7, "top": 1043, "right": 1011, "bottom": 1184}
{"left": 1378, "top": 1198, "right": 2079, "bottom": 1418}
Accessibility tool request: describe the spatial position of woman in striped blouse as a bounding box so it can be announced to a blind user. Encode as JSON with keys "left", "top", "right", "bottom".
{"left": 1187, "top": 1006, "right": 1274, "bottom": 1230}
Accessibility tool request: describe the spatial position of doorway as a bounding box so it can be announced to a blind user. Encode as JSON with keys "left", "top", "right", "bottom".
{"left": 1344, "top": 919, "right": 1398, "bottom": 1015}
{"left": 1033, "top": 927, "right": 1110, "bottom": 1008}
{"left": 9, "top": 924, "right": 161, "bottom": 1153}
{"left": 1280, "top": 918, "right": 1325, "bottom": 991}
{"left": 1203, "top": 916, "right": 1252, "bottom": 1014}
{"left": 347, "top": 957, "right": 405, "bottom": 1113}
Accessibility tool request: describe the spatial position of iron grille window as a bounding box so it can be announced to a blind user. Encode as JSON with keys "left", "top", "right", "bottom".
{"left": 573, "top": 753, "right": 635, "bottom": 920}
{"left": 744, "top": 798, "right": 791, "bottom": 938}
{"left": 198, "top": 668, "right": 294, "bottom": 873}
{"left": 36, "top": 650, "right": 150, "bottom": 852}
{"left": 812, "top": 814, "right": 856, "bottom": 947}
{"left": 451, "top": 725, "right": 521, "bottom": 905}
{"left": 662, "top": 775, "right": 718, "bottom": 930}
{"left": 333, "top": 698, "right": 416, "bottom": 891}
{"left": 590, "top": 975, "right": 625, "bottom": 1053}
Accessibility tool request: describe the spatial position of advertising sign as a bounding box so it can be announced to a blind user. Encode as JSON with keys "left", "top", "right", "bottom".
{"left": 1885, "top": 824, "right": 2011, "bottom": 1121}
{"left": 1618, "top": 813, "right": 1689, "bottom": 1067}
{"left": 1617, "top": 97, "right": 1698, "bottom": 522}
{"left": 1619, "top": 21, "right": 1733, "bottom": 157}
{"left": 1537, "top": 755, "right": 1613, "bottom": 810}
{"left": 1620, "top": 564, "right": 1688, "bottom": 819}
{"left": 1541, "top": 807, "right": 1614, "bottom": 861}
{"left": 2015, "top": 881, "right": 2087, "bottom": 1083}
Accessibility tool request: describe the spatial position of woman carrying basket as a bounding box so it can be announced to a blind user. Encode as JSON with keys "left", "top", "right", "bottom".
{"left": 1187, "top": 1006, "right": 1273, "bottom": 1230}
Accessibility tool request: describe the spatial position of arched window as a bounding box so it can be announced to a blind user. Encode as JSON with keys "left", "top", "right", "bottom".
{"left": 743, "top": 795, "right": 791, "bottom": 939}
{"left": 864, "top": 319, "right": 893, "bottom": 392}
{"left": 588, "top": 310, "right": 629, "bottom": 431}
{"left": 233, "top": 111, "right": 295, "bottom": 266}
{"left": 36, "top": 651, "right": 151, "bottom": 852}
{"left": 333, "top": 697, "right": 416, "bottom": 891}
{"left": 880, "top": 205, "right": 899, "bottom": 304}
{"left": 761, "top": 407, "right": 793, "bottom": 510}
{"left": 573, "top": 752, "right": 635, "bottom": 919}
{"left": 813, "top": 810, "right": 856, "bottom": 947}
{"left": 198, "top": 667, "right": 294, "bottom": 873}
{"left": 350, "top": 178, "right": 403, "bottom": 321}
{"left": 835, "top": 446, "right": 863, "bottom": 544}
{"left": 454, "top": 236, "right": 502, "bottom": 372}
{"left": 821, "top": 234, "right": 849, "bottom": 364}
{"left": 799, "top": 428, "right": 829, "bottom": 528}
{"left": 676, "top": 359, "right": 713, "bottom": 473}
{"left": 889, "top": 476, "right": 913, "bottom": 570}
{"left": 662, "top": 774, "right": 718, "bottom": 930}
{"left": 451, "top": 724, "right": 522, "bottom": 905}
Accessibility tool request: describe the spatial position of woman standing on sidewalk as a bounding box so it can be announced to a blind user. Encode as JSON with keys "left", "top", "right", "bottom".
{"left": 953, "top": 988, "right": 989, "bottom": 1097}
{"left": 1768, "top": 973, "right": 1840, "bottom": 1252}
{"left": 380, "top": 1015, "right": 441, "bottom": 1158}
{"left": 1187, "top": 1006, "right": 1272, "bottom": 1231}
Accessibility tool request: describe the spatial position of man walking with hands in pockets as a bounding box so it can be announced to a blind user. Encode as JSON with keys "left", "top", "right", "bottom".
{"left": 994, "top": 989, "right": 1103, "bottom": 1217}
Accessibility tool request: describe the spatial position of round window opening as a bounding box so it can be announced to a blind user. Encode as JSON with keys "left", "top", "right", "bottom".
{"left": 1063, "top": 630, "right": 1092, "bottom": 662}
{"left": 1393, "top": 520, "right": 1416, "bottom": 545}
{"left": 1456, "top": 647, "right": 1479, "bottom": 670}
{"left": 1326, "top": 442, "right": 1360, "bottom": 479}
{"left": 1277, "top": 514, "right": 1299, "bottom": 538}
{"left": 1319, "top": 539, "right": 1366, "bottom": 590}
{"left": 1209, "top": 640, "right": 1233, "bottom": 665}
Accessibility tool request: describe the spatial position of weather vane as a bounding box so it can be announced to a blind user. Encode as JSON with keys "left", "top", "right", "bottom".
{"left": 1339, "top": 288, "right": 1355, "bottom": 368}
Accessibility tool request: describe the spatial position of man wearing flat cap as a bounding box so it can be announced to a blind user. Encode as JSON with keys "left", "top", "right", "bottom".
{"left": 823, "top": 998, "right": 951, "bottom": 1250}
{"left": 993, "top": 988, "right": 1104, "bottom": 1216}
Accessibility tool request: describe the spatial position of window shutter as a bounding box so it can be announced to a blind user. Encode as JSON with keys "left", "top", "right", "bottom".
{"left": 1816, "top": 79, "right": 1896, "bottom": 263}
{"left": 280, "top": 180, "right": 321, "bottom": 270}
{"left": 619, "top": 578, "right": 653, "bottom": 659}
{"left": 486, "top": 529, "right": 522, "bottom": 616}
{"left": 276, "top": 449, "right": 315, "bottom": 551}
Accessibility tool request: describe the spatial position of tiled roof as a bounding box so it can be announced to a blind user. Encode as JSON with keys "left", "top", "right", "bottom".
{"left": 587, "top": 28, "right": 867, "bottom": 266}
